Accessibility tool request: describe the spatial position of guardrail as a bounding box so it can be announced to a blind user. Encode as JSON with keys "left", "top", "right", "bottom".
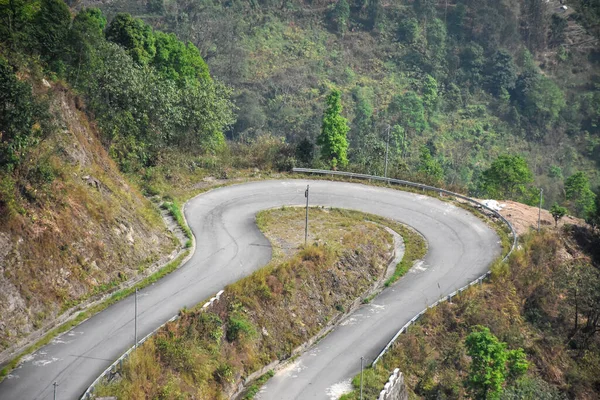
{"left": 291, "top": 168, "right": 518, "bottom": 366}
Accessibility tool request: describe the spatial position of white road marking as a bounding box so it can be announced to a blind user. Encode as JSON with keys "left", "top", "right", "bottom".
{"left": 32, "top": 357, "right": 61, "bottom": 367}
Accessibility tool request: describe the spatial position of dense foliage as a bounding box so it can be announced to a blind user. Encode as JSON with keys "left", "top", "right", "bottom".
{"left": 80, "top": 0, "right": 600, "bottom": 217}
{"left": 318, "top": 89, "right": 349, "bottom": 168}
{"left": 0, "top": 0, "right": 234, "bottom": 175}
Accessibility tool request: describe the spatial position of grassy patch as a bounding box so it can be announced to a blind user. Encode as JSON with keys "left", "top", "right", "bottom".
{"left": 243, "top": 370, "right": 275, "bottom": 399}
{"left": 162, "top": 200, "right": 193, "bottom": 247}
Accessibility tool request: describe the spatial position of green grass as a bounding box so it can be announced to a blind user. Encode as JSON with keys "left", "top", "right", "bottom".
{"left": 162, "top": 200, "right": 193, "bottom": 247}
{"left": 243, "top": 370, "right": 275, "bottom": 399}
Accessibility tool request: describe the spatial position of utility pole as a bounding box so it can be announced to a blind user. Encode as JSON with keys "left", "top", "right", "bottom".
{"left": 538, "top": 188, "right": 543, "bottom": 233}
{"left": 384, "top": 124, "right": 390, "bottom": 178}
{"left": 134, "top": 288, "right": 138, "bottom": 349}
{"left": 360, "top": 356, "right": 364, "bottom": 400}
{"left": 53, "top": 382, "right": 57, "bottom": 400}
{"left": 305, "top": 185, "right": 309, "bottom": 245}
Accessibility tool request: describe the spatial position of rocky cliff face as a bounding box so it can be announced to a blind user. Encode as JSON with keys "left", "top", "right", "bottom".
{"left": 0, "top": 83, "right": 176, "bottom": 362}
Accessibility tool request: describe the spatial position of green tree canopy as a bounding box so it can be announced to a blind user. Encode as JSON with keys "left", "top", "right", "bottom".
{"left": 105, "top": 13, "right": 157, "bottom": 65}
{"left": 153, "top": 31, "right": 210, "bottom": 84}
{"left": 331, "top": 0, "right": 350, "bottom": 34}
{"left": 486, "top": 49, "right": 518, "bottom": 96}
{"left": 35, "top": 0, "right": 71, "bottom": 63}
{"left": 0, "top": 58, "right": 49, "bottom": 170}
{"left": 418, "top": 146, "right": 443, "bottom": 183}
{"left": 318, "top": 89, "right": 349, "bottom": 169}
{"left": 398, "top": 17, "right": 420, "bottom": 44}
{"left": 480, "top": 154, "right": 533, "bottom": 199}
{"left": 422, "top": 74, "right": 439, "bottom": 113}
{"left": 465, "top": 326, "right": 528, "bottom": 400}
{"left": 564, "top": 171, "right": 597, "bottom": 218}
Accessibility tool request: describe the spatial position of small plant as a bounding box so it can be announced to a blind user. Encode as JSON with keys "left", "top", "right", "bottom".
{"left": 550, "top": 203, "right": 568, "bottom": 227}
{"left": 226, "top": 313, "right": 256, "bottom": 342}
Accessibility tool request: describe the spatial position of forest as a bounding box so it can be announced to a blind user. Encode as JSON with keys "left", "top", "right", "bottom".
{"left": 1, "top": 0, "right": 600, "bottom": 220}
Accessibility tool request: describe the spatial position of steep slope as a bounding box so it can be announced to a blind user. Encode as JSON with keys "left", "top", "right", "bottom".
{"left": 0, "top": 81, "right": 176, "bottom": 363}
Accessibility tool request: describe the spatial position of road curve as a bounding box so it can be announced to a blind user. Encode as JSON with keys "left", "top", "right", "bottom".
{"left": 0, "top": 180, "right": 500, "bottom": 399}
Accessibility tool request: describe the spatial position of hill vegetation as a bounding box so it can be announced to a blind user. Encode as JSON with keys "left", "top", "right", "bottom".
{"left": 78, "top": 0, "right": 600, "bottom": 214}
{"left": 341, "top": 228, "right": 600, "bottom": 399}
{"left": 2, "top": 0, "right": 600, "bottom": 395}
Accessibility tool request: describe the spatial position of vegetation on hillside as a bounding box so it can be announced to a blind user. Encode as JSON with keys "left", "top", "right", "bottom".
{"left": 79, "top": 0, "right": 600, "bottom": 216}
{"left": 341, "top": 228, "right": 600, "bottom": 399}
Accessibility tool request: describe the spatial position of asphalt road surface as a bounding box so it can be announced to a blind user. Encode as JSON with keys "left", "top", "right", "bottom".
{"left": 0, "top": 180, "right": 500, "bottom": 400}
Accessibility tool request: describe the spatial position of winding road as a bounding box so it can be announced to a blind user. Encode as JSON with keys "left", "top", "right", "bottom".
{"left": 0, "top": 180, "right": 500, "bottom": 400}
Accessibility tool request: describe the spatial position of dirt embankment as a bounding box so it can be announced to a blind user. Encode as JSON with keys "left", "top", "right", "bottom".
{"left": 0, "top": 84, "right": 176, "bottom": 363}
{"left": 497, "top": 200, "right": 585, "bottom": 236}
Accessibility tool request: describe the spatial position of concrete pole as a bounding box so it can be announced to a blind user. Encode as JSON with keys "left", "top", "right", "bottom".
{"left": 538, "top": 188, "right": 543, "bottom": 233}
{"left": 384, "top": 125, "right": 390, "bottom": 178}
{"left": 53, "top": 382, "right": 57, "bottom": 400}
{"left": 305, "top": 185, "right": 309, "bottom": 245}
{"left": 360, "top": 356, "right": 364, "bottom": 400}
{"left": 134, "top": 288, "right": 138, "bottom": 349}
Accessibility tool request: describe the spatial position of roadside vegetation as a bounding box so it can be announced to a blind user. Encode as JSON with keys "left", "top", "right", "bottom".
{"left": 94, "top": 208, "right": 423, "bottom": 399}
{"left": 342, "top": 228, "right": 600, "bottom": 399}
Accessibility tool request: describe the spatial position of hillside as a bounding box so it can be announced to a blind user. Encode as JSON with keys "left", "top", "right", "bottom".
{"left": 80, "top": 0, "right": 600, "bottom": 210}
{"left": 0, "top": 81, "right": 177, "bottom": 363}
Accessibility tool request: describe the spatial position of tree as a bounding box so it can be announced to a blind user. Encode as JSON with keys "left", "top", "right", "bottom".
{"left": 587, "top": 194, "right": 600, "bottom": 228}
{"left": 465, "top": 326, "right": 528, "bottom": 400}
{"left": 0, "top": 58, "right": 48, "bottom": 170}
{"left": 67, "top": 8, "right": 107, "bottom": 83}
{"left": 480, "top": 154, "right": 533, "bottom": 199}
{"left": 331, "top": 0, "right": 350, "bottom": 35}
{"left": 565, "top": 172, "right": 597, "bottom": 219}
{"left": 398, "top": 18, "right": 421, "bottom": 44}
{"left": 367, "top": 0, "right": 383, "bottom": 31}
{"left": 514, "top": 72, "right": 565, "bottom": 130}
{"left": 422, "top": 75, "right": 439, "bottom": 113}
{"left": 418, "top": 146, "right": 443, "bottom": 183}
{"left": 461, "top": 42, "right": 485, "bottom": 87}
{"left": 388, "top": 91, "right": 427, "bottom": 159}
{"left": 153, "top": 31, "right": 210, "bottom": 84}
{"left": 318, "top": 89, "right": 349, "bottom": 169}
{"left": 486, "top": 49, "right": 518, "bottom": 96}
{"left": 426, "top": 18, "right": 447, "bottom": 70}
{"left": 295, "top": 138, "right": 314, "bottom": 166}
{"left": 550, "top": 203, "right": 568, "bottom": 227}
{"left": 35, "top": 0, "right": 71, "bottom": 63}
{"left": 105, "top": 13, "right": 156, "bottom": 65}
